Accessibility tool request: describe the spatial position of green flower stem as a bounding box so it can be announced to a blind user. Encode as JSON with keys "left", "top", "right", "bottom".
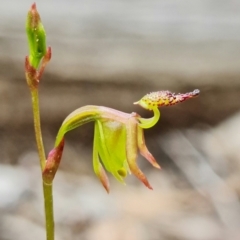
{"left": 31, "top": 89, "right": 45, "bottom": 170}
{"left": 43, "top": 182, "right": 54, "bottom": 240}
{"left": 31, "top": 88, "right": 54, "bottom": 240}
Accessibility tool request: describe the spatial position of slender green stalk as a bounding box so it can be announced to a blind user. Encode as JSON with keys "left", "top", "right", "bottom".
{"left": 43, "top": 182, "right": 54, "bottom": 240}
{"left": 31, "top": 88, "right": 55, "bottom": 240}
{"left": 31, "top": 89, "right": 45, "bottom": 170}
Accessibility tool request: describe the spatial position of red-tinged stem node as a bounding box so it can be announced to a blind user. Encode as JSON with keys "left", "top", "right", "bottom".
{"left": 43, "top": 140, "right": 65, "bottom": 184}
{"left": 25, "top": 56, "right": 38, "bottom": 89}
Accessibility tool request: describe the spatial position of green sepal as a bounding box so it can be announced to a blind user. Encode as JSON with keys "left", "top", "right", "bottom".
{"left": 55, "top": 106, "right": 101, "bottom": 147}
{"left": 95, "top": 120, "right": 127, "bottom": 183}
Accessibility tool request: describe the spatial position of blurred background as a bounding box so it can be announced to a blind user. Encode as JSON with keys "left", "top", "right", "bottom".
{"left": 1, "top": 0, "right": 240, "bottom": 239}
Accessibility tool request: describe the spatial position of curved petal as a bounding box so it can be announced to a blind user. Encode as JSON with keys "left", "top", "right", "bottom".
{"left": 137, "top": 126, "right": 161, "bottom": 169}
{"left": 93, "top": 125, "right": 110, "bottom": 192}
{"left": 126, "top": 117, "right": 153, "bottom": 189}
{"left": 95, "top": 120, "right": 126, "bottom": 183}
{"left": 102, "top": 121, "right": 127, "bottom": 166}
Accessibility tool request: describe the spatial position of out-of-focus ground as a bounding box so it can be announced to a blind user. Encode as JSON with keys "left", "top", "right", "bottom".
{"left": 1, "top": 1, "right": 240, "bottom": 239}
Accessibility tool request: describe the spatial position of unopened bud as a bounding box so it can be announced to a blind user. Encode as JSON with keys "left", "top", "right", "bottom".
{"left": 26, "top": 3, "right": 47, "bottom": 69}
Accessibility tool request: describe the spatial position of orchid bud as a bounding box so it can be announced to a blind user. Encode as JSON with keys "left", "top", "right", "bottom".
{"left": 26, "top": 3, "right": 47, "bottom": 69}
{"left": 25, "top": 3, "right": 51, "bottom": 89}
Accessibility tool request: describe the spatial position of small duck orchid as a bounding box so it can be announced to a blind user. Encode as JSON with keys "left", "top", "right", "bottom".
{"left": 43, "top": 89, "right": 199, "bottom": 192}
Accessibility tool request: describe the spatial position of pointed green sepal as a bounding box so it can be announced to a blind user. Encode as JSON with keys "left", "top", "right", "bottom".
{"left": 55, "top": 105, "right": 101, "bottom": 147}
{"left": 95, "top": 120, "right": 128, "bottom": 184}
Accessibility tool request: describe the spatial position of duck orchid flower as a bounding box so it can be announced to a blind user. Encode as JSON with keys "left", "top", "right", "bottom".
{"left": 43, "top": 89, "right": 199, "bottom": 192}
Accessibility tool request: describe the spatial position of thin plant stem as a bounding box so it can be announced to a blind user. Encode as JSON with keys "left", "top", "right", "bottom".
{"left": 31, "top": 89, "right": 46, "bottom": 170}
{"left": 43, "top": 182, "right": 54, "bottom": 240}
{"left": 31, "top": 88, "right": 55, "bottom": 240}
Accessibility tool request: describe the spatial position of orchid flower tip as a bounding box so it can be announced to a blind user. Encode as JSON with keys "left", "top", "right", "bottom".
{"left": 154, "top": 163, "right": 161, "bottom": 169}
{"left": 141, "top": 177, "right": 153, "bottom": 190}
{"left": 147, "top": 184, "right": 153, "bottom": 190}
{"left": 102, "top": 183, "right": 110, "bottom": 193}
{"left": 31, "top": 3, "right": 36, "bottom": 10}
